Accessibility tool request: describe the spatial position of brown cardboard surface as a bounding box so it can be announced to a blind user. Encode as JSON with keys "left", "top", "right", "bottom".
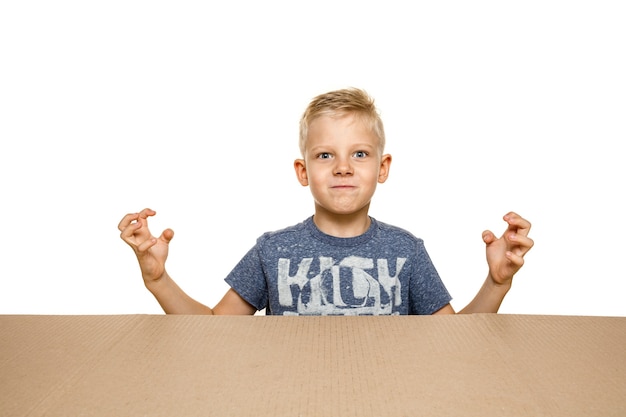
{"left": 1, "top": 314, "right": 625, "bottom": 416}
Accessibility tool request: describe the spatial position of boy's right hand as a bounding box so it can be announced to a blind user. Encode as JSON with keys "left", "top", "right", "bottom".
{"left": 118, "top": 208, "right": 174, "bottom": 284}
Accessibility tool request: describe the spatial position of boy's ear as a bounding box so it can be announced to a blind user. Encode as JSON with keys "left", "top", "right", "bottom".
{"left": 294, "top": 159, "right": 309, "bottom": 186}
{"left": 378, "top": 154, "right": 392, "bottom": 183}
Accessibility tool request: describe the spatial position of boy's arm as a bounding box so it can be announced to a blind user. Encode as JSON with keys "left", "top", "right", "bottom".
{"left": 144, "top": 270, "right": 215, "bottom": 314}
{"left": 144, "top": 273, "right": 256, "bottom": 315}
{"left": 452, "top": 275, "right": 512, "bottom": 314}
{"left": 434, "top": 212, "right": 534, "bottom": 315}
{"left": 118, "top": 209, "right": 255, "bottom": 315}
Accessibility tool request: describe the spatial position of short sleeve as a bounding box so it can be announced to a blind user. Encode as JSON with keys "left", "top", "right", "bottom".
{"left": 224, "top": 243, "right": 269, "bottom": 311}
{"left": 408, "top": 240, "right": 452, "bottom": 315}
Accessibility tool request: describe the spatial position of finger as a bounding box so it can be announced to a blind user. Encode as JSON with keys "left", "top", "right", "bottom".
{"left": 159, "top": 228, "right": 175, "bottom": 244}
{"left": 135, "top": 208, "right": 156, "bottom": 229}
{"left": 508, "top": 234, "right": 534, "bottom": 257}
{"left": 505, "top": 250, "right": 525, "bottom": 269}
{"left": 119, "top": 220, "right": 144, "bottom": 242}
{"left": 503, "top": 212, "right": 532, "bottom": 236}
{"left": 137, "top": 208, "right": 156, "bottom": 220}
{"left": 117, "top": 209, "right": 156, "bottom": 232}
{"left": 482, "top": 230, "right": 496, "bottom": 245}
{"left": 136, "top": 237, "right": 158, "bottom": 253}
{"left": 118, "top": 212, "right": 140, "bottom": 232}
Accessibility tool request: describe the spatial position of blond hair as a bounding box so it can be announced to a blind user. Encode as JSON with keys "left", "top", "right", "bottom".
{"left": 298, "top": 87, "right": 386, "bottom": 156}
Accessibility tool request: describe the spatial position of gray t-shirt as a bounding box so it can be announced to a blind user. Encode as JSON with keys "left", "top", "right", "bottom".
{"left": 225, "top": 216, "right": 451, "bottom": 315}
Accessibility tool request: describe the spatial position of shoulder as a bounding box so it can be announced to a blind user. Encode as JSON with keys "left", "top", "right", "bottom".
{"left": 255, "top": 217, "right": 311, "bottom": 246}
{"left": 373, "top": 218, "right": 424, "bottom": 245}
{"left": 367, "top": 218, "right": 429, "bottom": 260}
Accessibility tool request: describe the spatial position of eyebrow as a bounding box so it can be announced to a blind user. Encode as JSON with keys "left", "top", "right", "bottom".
{"left": 308, "top": 142, "right": 376, "bottom": 152}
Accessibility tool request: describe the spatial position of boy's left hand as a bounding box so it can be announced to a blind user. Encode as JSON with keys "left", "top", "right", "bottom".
{"left": 483, "top": 212, "right": 534, "bottom": 286}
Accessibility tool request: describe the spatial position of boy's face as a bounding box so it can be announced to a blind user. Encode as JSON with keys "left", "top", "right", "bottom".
{"left": 294, "top": 113, "right": 391, "bottom": 220}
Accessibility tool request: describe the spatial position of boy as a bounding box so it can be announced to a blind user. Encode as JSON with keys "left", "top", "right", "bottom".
{"left": 118, "top": 88, "right": 533, "bottom": 315}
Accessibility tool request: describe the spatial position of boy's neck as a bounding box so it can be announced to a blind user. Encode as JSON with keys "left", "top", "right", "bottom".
{"left": 312, "top": 207, "right": 372, "bottom": 238}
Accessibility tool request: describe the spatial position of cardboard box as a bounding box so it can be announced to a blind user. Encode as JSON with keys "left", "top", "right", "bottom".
{"left": 1, "top": 314, "right": 624, "bottom": 416}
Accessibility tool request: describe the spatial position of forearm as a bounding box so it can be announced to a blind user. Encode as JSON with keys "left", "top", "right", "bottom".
{"left": 144, "top": 272, "right": 214, "bottom": 315}
{"left": 457, "top": 275, "right": 512, "bottom": 314}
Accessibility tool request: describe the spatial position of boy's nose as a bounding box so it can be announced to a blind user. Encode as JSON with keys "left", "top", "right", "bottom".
{"left": 334, "top": 156, "right": 353, "bottom": 176}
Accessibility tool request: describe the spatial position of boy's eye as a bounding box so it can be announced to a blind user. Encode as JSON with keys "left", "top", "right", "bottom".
{"left": 353, "top": 151, "right": 368, "bottom": 158}
{"left": 317, "top": 152, "right": 332, "bottom": 159}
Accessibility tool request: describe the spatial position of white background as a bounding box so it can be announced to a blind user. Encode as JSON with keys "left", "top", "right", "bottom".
{"left": 1, "top": 1, "right": 624, "bottom": 316}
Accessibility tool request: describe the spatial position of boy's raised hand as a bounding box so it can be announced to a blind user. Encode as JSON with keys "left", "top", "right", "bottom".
{"left": 118, "top": 208, "right": 174, "bottom": 284}
{"left": 482, "top": 212, "right": 534, "bottom": 286}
